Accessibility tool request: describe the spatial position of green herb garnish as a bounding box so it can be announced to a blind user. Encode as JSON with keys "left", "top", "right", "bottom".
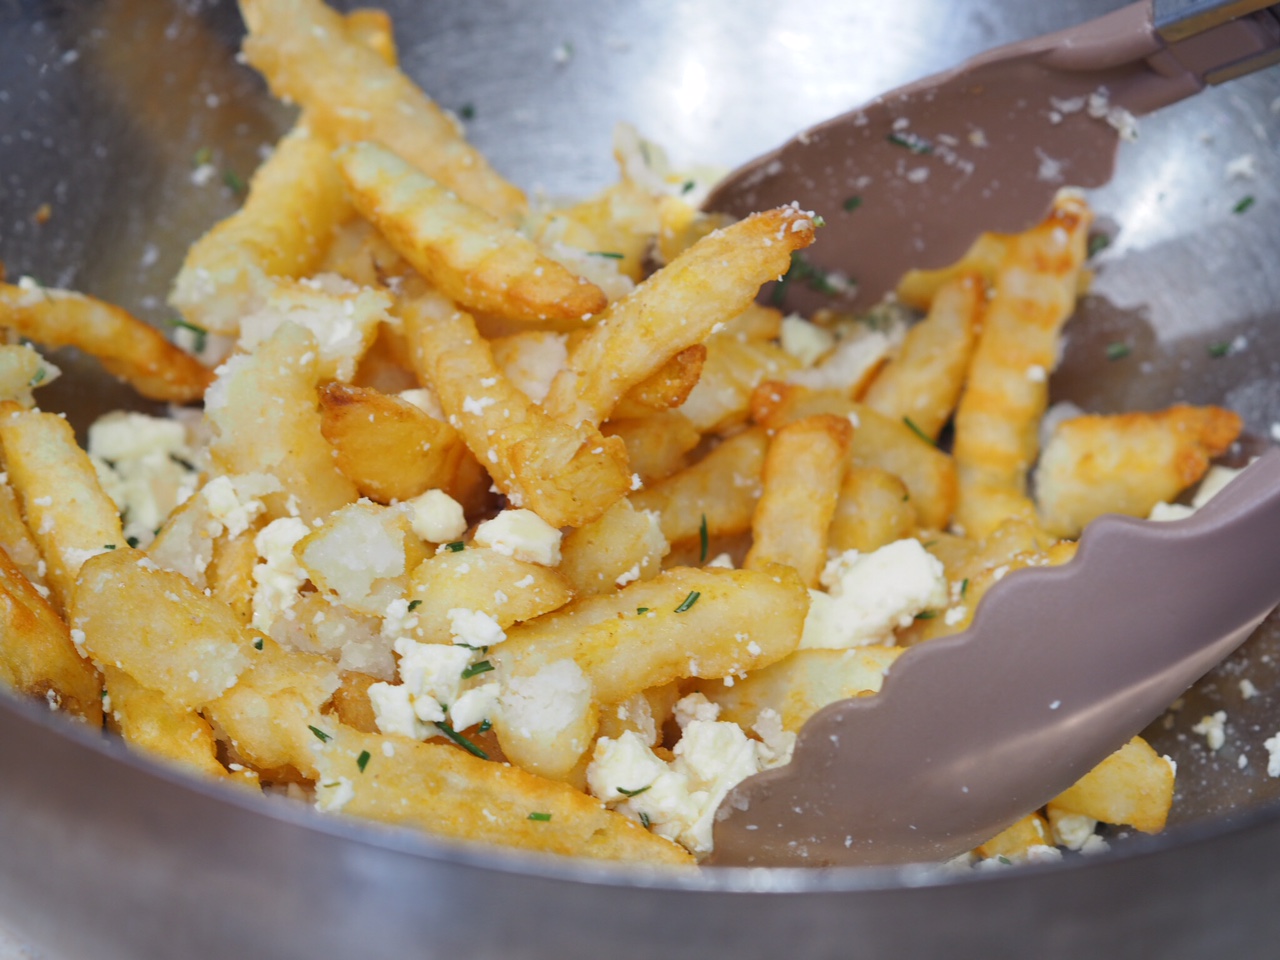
{"left": 843, "top": 195, "right": 862, "bottom": 212}
{"left": 681, "top": 180, "right": 696, "bottom": 194}
{"left": 1208, "top": 341, "right": 1232, "bottom": 359}
{"left": 357, "top": 750, "right": 371, "bottom": 773}
{"left": 126, "top": 536, "right": 140, "bottom": 548}
{"left": 454, "top": 643, "right": 489, "bottom": 653}
{"left": 699, "top": 513, "right": 709, "bottom": 564}
{"left": 887, "top": 131, "right": 933, "bottom": 154}
{"left": 903, "top": 416, "right": 935, "bottom": 446}
{"left": 997, "top": 855, "right": 1012, "bottom": 865}
{"left": 812, "top": 214, "right": 826, "bottom": 228}
{"left": 1087, "top": 233, "right": 1111, "bottom": 257}
{"left": 477, "top": 719, "right": 492, "bottom": 733}
{"left": 28, "top": 368, "right": 46, "bottom": 387}
{"left": 169, "top": 453, "right": 197, "bottom": 471}
{"left": 436, "top": 721, "right": 489, "bottom": 759}
{"left": 1233, "top": 196, "right": 1255, "bottom": 215}
{"left": 1105, "top": 342, "right": 1130, "bottom": 361}
{"left": 193, "top": 146, "right": 212, "bottom": 167}
{"left": 445, "top": 541, "right": 465, "bottom": 552}
{"left": 103, "top": 544, "right": 116, "bottom": 550}
{"left": 960, "top": 578, "right": 969, "bottom": 599}
{"left": 528, "top": 811, "right": 552, "bottom": 822}
{"left": 914, "top": 610, "right": 939, "bottom": 620}
{"left": 461, "top": 660, "right": 494, "bottom": 680}
{"left": 458, "top": 103, "right": 476, "bottom": 121}
{"left": 407, "top": 599, "right": 422, "bottom": 612}
{"left": 308, "top": 725, "right": 331, "bottom": 743}
{"left": 636, "top": 607, "right": 650, "bottom": 615}
{"left": 639, "top": 811, "right": 652, "bottom": 828}
{"left": 253, "top": 638, "right": 264, "bottom": 651}
{"left": 589, "top": 251, "right": 624, "bottom": 259}
{"left": 770, "top": 251, "right": 848, "bottom": 306}
{"left": 169, "top": 316, "right": 208, "bottom": 354}
{"left": 616, "top": 785, "right": 651, "bottom": 798}
{"left": 674, "top": 591, "right": 700, "bottom": 613}
{"left": 223, "top": 169, "right": 246, "bottom": 193}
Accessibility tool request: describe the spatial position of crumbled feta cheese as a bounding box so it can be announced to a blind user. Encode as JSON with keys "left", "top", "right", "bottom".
{"left": 800, "top": 540, "right": 948, "bottom": 649}
{"left": 1050, "top": 812, "right": 1098, "bottom": 850}
{"left": 369, "top": 682, "right": 433, "bottom": 740}
{"left": 706, "top": 553, "right": 735, "bottom": 569}
{"left": 446, "top": 608, "right": 506, "bottom": 647}
{"left": 673, "top": 692, "right": 720, "bottom": 729}
{"left": 786, "top": 328, "right": 895, "bottom": 393}
{"left": 315, "top": 776, "right": 355, "bottom": 812}
{"left": 499, "top": 659, "right": 593, "bottom": 739}
{"left": 381, "top": 597, "right": 420, "bottom": 642}
{"left": 251, "top": 517, "right": 310, "bottom": 634}
{"left": 449, "top": 682, "right": 500, "bottom": 731}
{"left": 394, "top": 638, "right": 473, "bottom": 722}
{"left": 406, "top": 489, "right": 467, "bottom": 543}
{"left": 1192, "top": 710, "right": 1227, "bottom": 751}
{"left": 1240, "top": 679, "right": 1260, "bottom": 700}
{"left": 473, "top": 509, "right": 562, "bottom": 565}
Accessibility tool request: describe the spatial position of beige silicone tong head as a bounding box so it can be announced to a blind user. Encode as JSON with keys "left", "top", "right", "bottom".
{"left": 703, "top": 0, "right": 1280, "bottom": 313}
{"left": 708, "top": 451, "right": 1280, "bottom": 868}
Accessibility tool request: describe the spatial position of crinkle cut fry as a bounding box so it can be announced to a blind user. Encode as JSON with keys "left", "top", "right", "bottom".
{"left": 400, "top": 287, "right": 631, "bottom": 528}
{"left": 239, "top": 0, "right": 526, "bottom": 223}
{"left": 0, "top": 284, "right": 212, "bottom": 403}
{"left": 952, "top": 193, "right": 1092, "bottom": 539}
{"left": 336, "top": 142, "right": 607, "bottom": 326}
{"left": 541, "top": 206, "right": 819, "bottom": 429}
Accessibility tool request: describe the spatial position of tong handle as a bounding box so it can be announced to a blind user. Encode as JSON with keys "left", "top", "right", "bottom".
{"left": 1153, "top": 0, "right": 1280, "bottom": 85}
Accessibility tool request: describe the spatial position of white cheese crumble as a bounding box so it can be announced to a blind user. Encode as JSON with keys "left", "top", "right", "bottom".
{"left": 1050, "top": 812, "right": 1098, "bottom": 851}
{"left": 1266, "top": 732, "right": 1280, "bottom": 777}
{"left": 406, "top": 489, "right": 467, "bottom": 543}
{"left": 779, "top": 315, "right": 835, "bottom": 367}
{"left": 447, "top": 608, "right": 507, "bottom": 647}
{"left": 1192, "top": 710, "right": 1227, "bottom": 752}
{"left": 315, "top": 777, "right": 355, "bottom": 812}
{"left": 799, "top": 540, "right": 948, "bottom": 649}
{"left": 1240, "top": 679, "right": 1260, "bottom": 700}
{"left": 250, "top": 517, "right": 311, "bottom": 634}
{"left": 473, "top": 509, "right": 562, "bottom": 565}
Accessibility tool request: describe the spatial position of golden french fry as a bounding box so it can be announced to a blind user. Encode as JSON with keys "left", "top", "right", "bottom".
{"left": 896, "top": 232, "right": 1009, "bottom": 311}
{"left": 336, "top": 142, "right": 606, "bottom": 326}
{"left": 74, "top": 547, "right": 257, "bottom": 710}
{"left": 0, "top": 407, "right": 124, "bottom": 610}
{"left": 718, "top": 303, "right": 786, "bottom": 342}
{"left": 330, "top": 670, "right": 381, "bottom": 733}
{"left": 0, "top": 477, "right": 49, "bottom": 592}
{"left": 315, "top": 725, "right": 692, "bottom": 864}
{"left": 602, "top": 413, "right": 702, "bottom": 485}
{"left": 207, "top": 529, "right": 259, "bottom": 627}
{"left": 862, "top": 274, "right": 984, "bottom": 440}
{"left": 558, "top": 498, "right": 669, "bottom": 597}
{"left": 342, "top": 7, "right": 398, "bottom": 64}
{"left": 490, "top": 331, "right": 568, "bottom": 404}
{"left": 677, "top": 335, "right": 800, "bottom": 434}
{"left": 405, "top": 546, "right": 574, "bottom": 644}
{"left": 750, "top": 384, "right": 957, "bottom": 530}
{"left": 952, "top": 193, "right": 1092, "bottom": 539}
{"left": 319, "top": 382, "right": 489, "bottom": 510}
{"left": 0, "top": 546, "right": 101, "bottom": 724}
{"left": 630, "top": 426, "right": 768, "bottom": 546}
{"left": 610, "top": 345, "right": 707, "bottom": 419}
{"left": 295, "top": 501, "right": 425, "bottom": 617}
{"left": 492, "top": 564, "right": 809, "bottom": 780}
{"left": 698, "top": 645, "right": 901, "bottom": 733}
{"left": 205, "top": 322, "right": 358, "bottom": 523}
{"left": 320, "top": 218, "right": 413, "bottom": 292}
{"left": 0, "top": 283, "right": 212, "bottom": 403}
{"left": 239, "top": 0, "right": 526, "bottom": 222}
{"left": 1036, "top": 404, "right": 1242, "bottom": 538}
{"left": 102, "top": 665, "right": 254, "bottom": 786}
{"left": 828, "top": 466, "right": 917, "bottom": 554}
{"left": 169, "top": 124, "right": 353, "bottom": 336}
{"left": 402, "top": 287, "right": 630, "bottom": 528}
{"left": 974, "top": 812, "right": 1054, "bottom": 862}
{"left": 1049, "top": 736, "right": 1174, "bottom": 834}
{"left": 745, "top": 414, "right": 852, "bottom": 587}
{"left": 542, "top": 206, "right": 819, "bottom": 429}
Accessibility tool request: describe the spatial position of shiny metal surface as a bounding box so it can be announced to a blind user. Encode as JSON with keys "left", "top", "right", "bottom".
{"left": 0, "top": 0, "right": 1279, "bottom": 956}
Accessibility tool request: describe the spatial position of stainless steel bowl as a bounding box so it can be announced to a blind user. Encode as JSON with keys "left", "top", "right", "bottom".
{"left": 2, "top": 1, "right": 1279, "bottom": 956}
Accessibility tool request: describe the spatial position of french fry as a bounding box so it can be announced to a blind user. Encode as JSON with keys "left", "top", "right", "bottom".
{"left": 336, "top": 142, "right": 607, "bottom": 326}
{"left": 896, "top": 232, "right": 1009, "bottom": 311}
{"left": 952, "top": 193, "right": 1092, "bottom": 539}
{"left": 828, "top": 466, "right": 917, "bottom": 554}
{"left": 342, "top": 7, "right": 398, "bottom": 65}
{"left": 318, "top": 382, "right": 489, "bottom": 510}
{"left": 0, "top": 283, "right": 212, "bottom": 403}
{"left": 0, "top": 406, "right": 124, "bottom": 610}
{"left": 751, "top": 384, "right": 957, "bottom": 530}
{"left": 610, "top": 345, "right": 707, "bottom": 419}
{"left": 490, "top": 331, "right": 568, "bottom": 404}
{"left": 405, "top": 546, "right": 574, "bottom": 644}
{"left": 402, "top": 286, "right": 630, "bottom": 528}
{"left": 73, "top": 547, "right": 258, "bottom": 710}
{"left": 602, "top": 413, "right": 702, "bottom": 485}
{"left": 677, "top": 335, "right": 800, "bottom": 434}
{"left": 207, "top": 530, "right": 259, "bottom": 627}
{"left": 0, "top": 477, "right": 49, "bottom": 592}
{"left": 541, "top": 206, "right": 818, "bottom": 429}
{"left": 205, "top": 321, "right": 358, "bottom": 523}
{"left": 862, "top": 274, "right": 984, "bottom": 440}
{"left": 102, "top": 665, "right": 254, "bottom": 786}
{"left": 1036, "top": 405, "right": 1242, "bottom": 538}
{"left": 169, "top": 124, "right": 353, "bottom": 336}
{"left": 0, "top": 546, "right": 101, "bottom": 723}
{"left": 492, "top": 565, "right": 808, "bottom": 777}
{"left": 698, "top": 645, "right": 901, "bottom": 733}
{"left": 1049, "top": 736, "right": 1174, "bottom": 834}
{"left": 559, "top": 498, "right": 669, "bottom": 597}
{"left": 239, "top": 0, "right": 526, "bottom": 222}
{"left": 973, "top": 812, "right": 1054, "bottom": 862}
{"left": 745, "top": 415, "right": 852, "bottom": 587}
{"left": 630, "top": 426, "right": 768, "bottom": 546}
